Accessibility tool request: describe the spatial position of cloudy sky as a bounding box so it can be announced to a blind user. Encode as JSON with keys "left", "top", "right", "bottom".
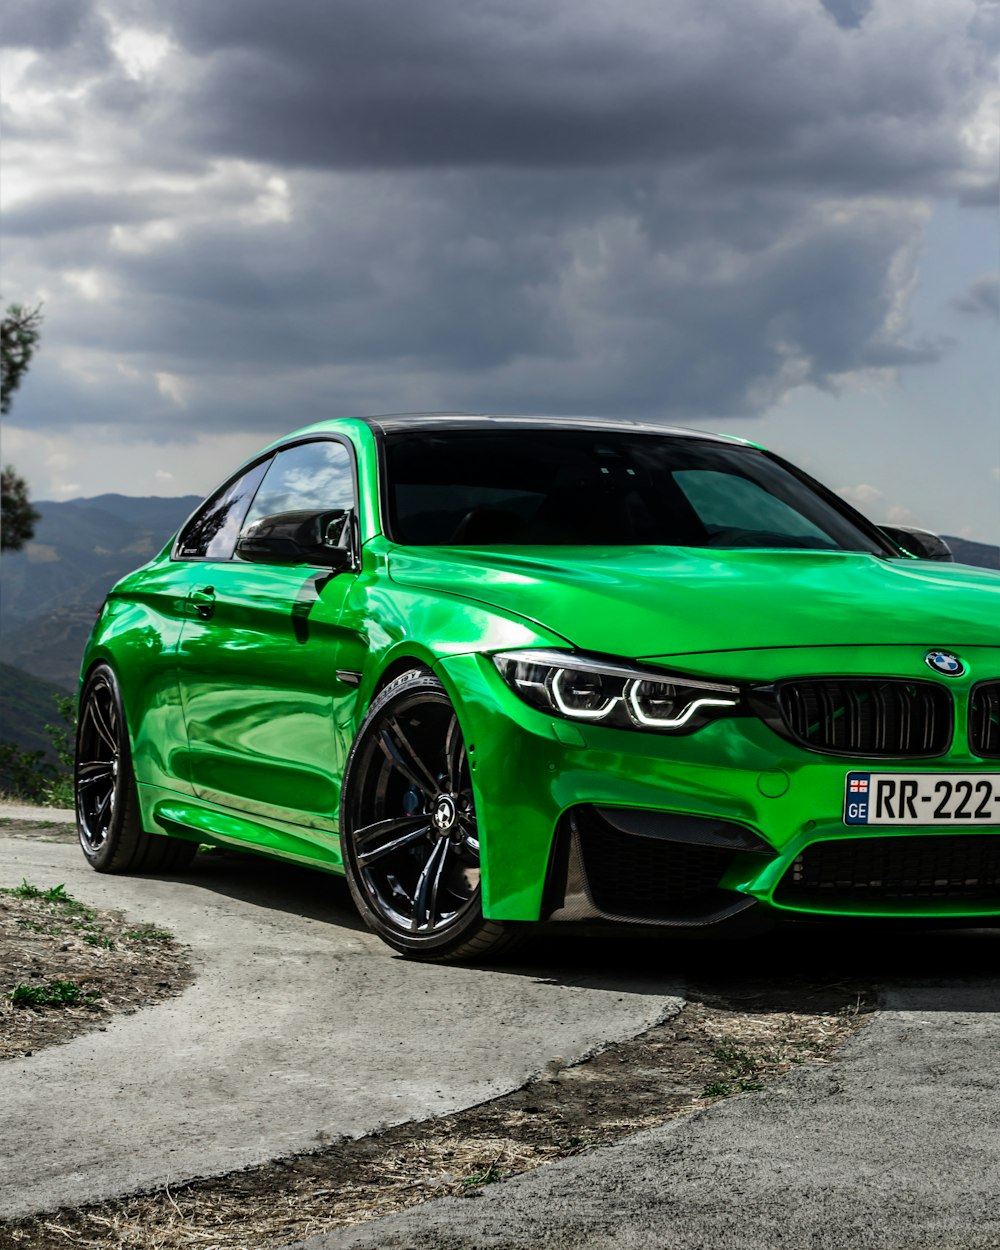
{"left": 3, "top": 0, "right": 998, "bottom": 540}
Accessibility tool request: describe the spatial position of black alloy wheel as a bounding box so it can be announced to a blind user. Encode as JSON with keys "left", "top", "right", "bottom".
{"left": 76, "top": 664, "right": 196, "bottom": 873}
{"left": 341, "top": 669, "right": 517, "bottom": 961}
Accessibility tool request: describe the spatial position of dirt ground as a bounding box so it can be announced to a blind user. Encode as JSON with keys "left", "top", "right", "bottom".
{"left": 0, "top": 861, "right": 193, "bottom": 1062}
{"left": 0, "top": 818, "right": 874, "bottom": 1250}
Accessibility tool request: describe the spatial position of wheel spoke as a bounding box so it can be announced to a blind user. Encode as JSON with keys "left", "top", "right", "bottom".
{"left": 78, "top": 759, "right": 112, "bottom": 778}
{"left": 355, "top": 815, "right": 432, "bottom": 867}
{"left": 411, "top": 836, "right": 451, "bottom": 932}
{"left": 443, "top": 713, "right": 465, "bottom": 792}
{"left": 87, "top": 696, "right": 118, "bottom": 754}
{"left": 378, "top": 718, "right": 440, "bottom": 795}
{"left": 95, "top": 787, "right": 113, "bottom": 823}
{"left": 455, "top": 820, "right": 479, "bottom": 853}
{"left": 78, "top": 771, "right": 113, "bottom": 790}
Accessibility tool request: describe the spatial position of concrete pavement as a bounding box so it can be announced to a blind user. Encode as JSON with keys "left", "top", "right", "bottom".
{"left": 0, "top": 832, "right": 684, "bottom": 1220}
{"left": 287, "top": 939, "right": 1000, "bottom": 1250}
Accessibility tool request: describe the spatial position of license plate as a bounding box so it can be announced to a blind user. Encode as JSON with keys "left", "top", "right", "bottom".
{"left": 845, "top": 772, "right": 1000, "bottom": 826}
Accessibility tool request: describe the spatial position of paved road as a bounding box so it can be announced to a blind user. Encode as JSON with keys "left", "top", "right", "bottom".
{"left": 0, "top": 831, "right": 683, "bottom": 1220}
{"left": 289, "top": 932, "right": 1000, "bottom": 1250}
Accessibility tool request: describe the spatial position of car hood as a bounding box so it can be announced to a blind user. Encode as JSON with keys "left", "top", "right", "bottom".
{"left": 387, "top": 546, "right": 1000, "bottom": 660}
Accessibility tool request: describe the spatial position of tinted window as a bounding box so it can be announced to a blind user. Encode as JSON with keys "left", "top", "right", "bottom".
{"left": 240, "top": 440, "right": 355, "bottom": 534}
{"left": 176, "top": 459, "right": 270, "bottom": 560}
{"left": 673, "top": 470, "right": 836, "bottom": 547}
{"left": 384, "top": 430, "right": 887, "bottom": 553}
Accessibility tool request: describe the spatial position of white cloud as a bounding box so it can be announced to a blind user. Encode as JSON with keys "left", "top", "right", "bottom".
{"left": 837, "top": 483, "right": 884, "bottom": 507}
{"left": 887, "top": 503, "right": 919, "bottom": 525}
{"left": 155, "top": 371, "right": 189, "bottom": 406}
{"left": 110, "top": 28, "right": 172, "bottom": 81}
{"left": 64, "top": 269, "right": 112, "bottom": 301}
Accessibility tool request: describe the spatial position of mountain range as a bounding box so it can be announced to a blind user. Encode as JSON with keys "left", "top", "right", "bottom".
{"left": 2, "top": 494, "right": 200, "bottom": 691}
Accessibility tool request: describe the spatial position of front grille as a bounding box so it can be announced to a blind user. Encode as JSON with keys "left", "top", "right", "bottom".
{"left": 575, "top": 813, "right": 735, "bottom": 921}
{"left": 971, "top": 682, "right": 1000, "bottom": 758}
{"left": 774, "top": 679, "right": 951, "bottom": 757}
{"left": 775, "top": 835, "right": 1000, "bottom": 906}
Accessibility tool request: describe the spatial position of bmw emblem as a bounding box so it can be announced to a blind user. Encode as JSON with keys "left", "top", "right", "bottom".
{"left": 432, "top": 794, "right": 457, "bottom": 832}
{"left": 925, "top": 650, "right": 965, "bottom": 677}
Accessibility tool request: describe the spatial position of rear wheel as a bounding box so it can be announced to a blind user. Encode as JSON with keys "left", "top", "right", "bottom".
{"left": 76, "top": 663, "right": 196, "bottom": 873}
{"left": 341, "top": 669, "right": 518, "bottom": 961}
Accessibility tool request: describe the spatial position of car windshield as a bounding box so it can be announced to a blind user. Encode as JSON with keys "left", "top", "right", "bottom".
{"left": 384, "top": 429, "right": 889, "bottom": 553}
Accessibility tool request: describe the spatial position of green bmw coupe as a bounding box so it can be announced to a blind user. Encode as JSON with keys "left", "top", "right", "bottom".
{"left": 76, "top": 415, "right": 1000, "bottom": 959}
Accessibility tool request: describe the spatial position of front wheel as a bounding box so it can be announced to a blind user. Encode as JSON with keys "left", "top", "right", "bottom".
{"left": 340, "top": 669, "right": 518, "bottom": 961}
{"left": 76, "top": 663, "right": 196, "bottom": 874}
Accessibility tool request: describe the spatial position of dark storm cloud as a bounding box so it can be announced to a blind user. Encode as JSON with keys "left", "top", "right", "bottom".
{"left": 953, "top": 274, "right": 1000, "bottom": 318}
{"left": 137, "top": 0, "right": 994, "bottom": 198}
{"left": 11, "top": 171, "right": 937, "bottom": 434}
{"left": 4, "top": 0, "right": 112, "bottom": 79}
{"left": 3, "top": 192, "right": 157, "bottom": 237}
{"left": 5, "top": 0, "right": 95, "bottom": 49}
{"left": 4, "top": 0, "right": 997, "bottom": 441}
{"left": 819, "top": 0, "right": 873, "bottom": 29}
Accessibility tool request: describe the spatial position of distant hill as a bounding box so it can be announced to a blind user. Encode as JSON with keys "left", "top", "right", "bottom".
{"left": 0, "top": 662, "right": 70, "bottom": 759}
{"left": 943, "top": 535, "right": 1000, "bottom": 570}
{"left": 1, "top": 494, "right": 199, "bottom": 690}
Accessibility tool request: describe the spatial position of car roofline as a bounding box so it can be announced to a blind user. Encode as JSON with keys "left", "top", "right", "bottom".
{"left": 349, "top": 412, "right": 756, "bottom": 446}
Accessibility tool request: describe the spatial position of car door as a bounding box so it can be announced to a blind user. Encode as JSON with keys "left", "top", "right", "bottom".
{"left": 176, "top": 437, "right": 362, "bottom": 830}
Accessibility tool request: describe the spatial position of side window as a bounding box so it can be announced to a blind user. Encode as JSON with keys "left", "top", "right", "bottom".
{"left": 176, "top": 459, "right": 270, "bottom": 561}
{"left": 238, "top": 440, "right": 356, "bottom": 552}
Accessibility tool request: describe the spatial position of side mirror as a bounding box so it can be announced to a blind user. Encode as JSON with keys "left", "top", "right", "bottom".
{"left": 880, "top": 525, "right": 954, "bottom": 562}
{"left": 235, "top": 509, "right": 356, "bottom": 569}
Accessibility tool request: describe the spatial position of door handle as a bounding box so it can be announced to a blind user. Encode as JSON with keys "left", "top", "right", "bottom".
{"left": 188, "top": 586, "right": 216, "bottom": 619}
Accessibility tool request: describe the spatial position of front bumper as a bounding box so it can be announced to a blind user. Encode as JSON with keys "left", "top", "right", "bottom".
{"left": 434, "top": 651, "right": 1000, "bottom": 925}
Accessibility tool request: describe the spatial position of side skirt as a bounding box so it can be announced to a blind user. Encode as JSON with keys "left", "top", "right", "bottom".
{"left": 136, "top": 782, "right": 345, "bottom": 874}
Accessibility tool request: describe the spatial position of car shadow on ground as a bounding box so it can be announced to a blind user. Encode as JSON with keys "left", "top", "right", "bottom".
{"left": 151, "top": 845, "right": 1000, "bottom": 1007}
{"left": 148, "top": 845, "right": 371, "bottom": 934}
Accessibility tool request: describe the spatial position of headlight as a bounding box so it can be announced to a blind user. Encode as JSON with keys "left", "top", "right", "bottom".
{"left": 492, "top": 649, "right": 742, "bottom": 735}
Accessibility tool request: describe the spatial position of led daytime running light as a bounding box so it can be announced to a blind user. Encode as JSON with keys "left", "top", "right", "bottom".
{"left": 625, "top": 682, "right": 738, "bottom": 728}
{"left": 550, "top": 668, "right": 617, "bottom": 720}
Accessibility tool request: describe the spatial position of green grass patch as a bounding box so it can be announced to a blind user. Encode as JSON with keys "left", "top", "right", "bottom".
{"left": 2, "top": 880, "right": 97, "bottom": 922}
{"left": 461, "top": 1162, "right": 505, "bottom": 1189}
{"left": 9, "top": 980, "right": 99, "bottom": 1008}
{"left": 16, "top": 918, "right": 58, "bottom": 934}
{"left": 702, "top": 1077, "right": 766, "bottom": 1098}
{"left": 712, "top": 1042, "right": 761, "bottom": 1076}
{"left": 702, "top": 1035, "right": 776, "bottom": 1098}
{"left": 4, "top": 879, "right": 45, "bottom": 899}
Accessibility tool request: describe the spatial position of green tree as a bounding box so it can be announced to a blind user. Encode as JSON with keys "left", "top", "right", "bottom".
{"left": 0, "top": 694, "right": 76, "bottom": 806}
{"left": 1, "top": 303, "right": 43, "bottom": 413}
{"left": 1, "top": 302, "right": 43, "bottom": 551}
{"left": 1, "top": 466, "right": 40, "bottom": 550}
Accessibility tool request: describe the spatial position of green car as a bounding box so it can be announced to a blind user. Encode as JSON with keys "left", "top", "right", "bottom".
{"left": 75, "top": 415, "right": 1000, "bottom": 960}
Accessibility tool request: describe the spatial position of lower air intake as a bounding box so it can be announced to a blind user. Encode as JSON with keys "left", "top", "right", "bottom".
{"left": 574, "top": 810, "right": 740, "bottom": 922}
{"left": 775, "top": 834, "right": 1000, "bottom": 906}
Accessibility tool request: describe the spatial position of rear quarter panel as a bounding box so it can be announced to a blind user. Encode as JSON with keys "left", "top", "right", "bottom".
{"left": 82, "top": 559, "right": 195, "bottom": 794}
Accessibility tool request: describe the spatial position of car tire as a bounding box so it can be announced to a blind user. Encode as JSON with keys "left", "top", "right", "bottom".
{"left": 76, "top": 663, "right": 197, "bottom": 874}
{"left": 341, "top": 669, "right": 520, "bottom": 962}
